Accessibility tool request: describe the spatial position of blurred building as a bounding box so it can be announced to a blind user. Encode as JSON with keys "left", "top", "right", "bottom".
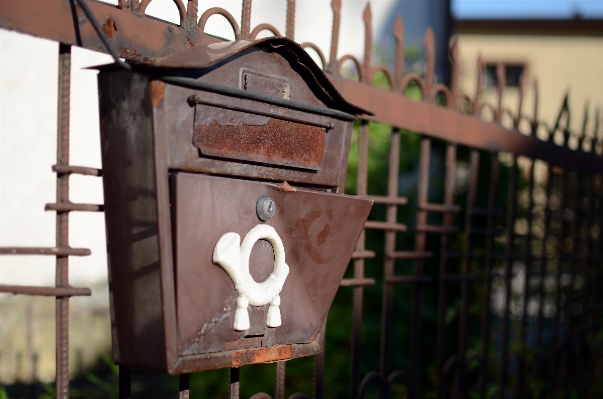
{"left": 453, "top": 17, "right": 603, "bottom": 134}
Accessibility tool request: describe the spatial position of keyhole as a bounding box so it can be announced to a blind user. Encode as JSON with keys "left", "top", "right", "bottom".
{"left": 256, "top": 195, "right": 276, "bottom": 221}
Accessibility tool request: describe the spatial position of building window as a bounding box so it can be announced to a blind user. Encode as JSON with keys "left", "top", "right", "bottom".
{"left": 485, "top": 64, "right": 525, "bottom": 88}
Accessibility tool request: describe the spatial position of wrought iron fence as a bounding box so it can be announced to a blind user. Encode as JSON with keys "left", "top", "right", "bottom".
{"left": 1, "top": 1, "right": 602, "bottom": 398}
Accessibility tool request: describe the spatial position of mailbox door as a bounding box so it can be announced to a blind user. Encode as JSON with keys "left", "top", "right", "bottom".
{"left": 170, "top": 173, "right": 372, "bottom": 361}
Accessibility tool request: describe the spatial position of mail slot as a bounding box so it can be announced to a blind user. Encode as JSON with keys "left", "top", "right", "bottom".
{"left": 98, "top": 37, "right": 372, "bottom": 374}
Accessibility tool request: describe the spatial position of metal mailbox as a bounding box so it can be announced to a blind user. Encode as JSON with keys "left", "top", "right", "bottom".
{"left": 98, "top": 37, "right": 373, "bottom": 374}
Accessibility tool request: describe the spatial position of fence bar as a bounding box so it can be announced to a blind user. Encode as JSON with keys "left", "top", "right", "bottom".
{"left": 350, "top": 121, "right": 369, "bottom": 399}
{"left": 435, "top": 143, "right": 457, "bottom": 399}
{"left": 119, "top": 366, "right": 131, "bottom": 399}
{"left": 548, "top": 169, "right": 568, "bottom": 399}
{"left": 379, "top": 127, "right": 401, "bottom": 397}
{"left": 0, "top": 247, "right": 90, "bottom": 256}
{"left": 457, "top": 149, "right": 480, "bottom": 398}
{"left": 275, "top": 362, "right": 286, "bottom": 399}
{"left": 497, "top": 156, "right": 519, "bottom": 399}
{"left": 479, "top": 154, "right": 501, "bottom": 399}
{"left": 230, "top": 367, "right": 240, "bottom": 399}
{"left": 408, "top": 136, "right": 431, "bottom": 399}
{"left": 514, "top": 159, "right": 535, "bottom": 398}
{"left": 55, "top": 43, "right": 71, "bottom": 399}
{"left": 535, "top": 165, "right": 553, "bottom": 353}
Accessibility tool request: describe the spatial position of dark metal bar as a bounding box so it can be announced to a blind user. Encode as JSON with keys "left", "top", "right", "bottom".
{"left": 163, "top": 77, "right": 357, "bottom": 122}
{"left": 0, "top": 285, "right": 91, "bottom": 297}
{"left": 179, "top": 374, "right": 190, "bottom": 399}
{"left": 387, "top": 251, "right": 434, "bottom": 259}
{"left": 547, "top": 169, "right": 568, "bottom": 399}
{"left": 230, "top": 367, "right": 240, "bottom": 399}
{"left": 350, "top": 121, "right": 369, "bottom": 399}
{"left": 55, "top": 43, "right": 71, "bottom": 399}
{"left": 513, "top": 159, "right": 535, "bottom": 398}
{"left": 470, "top": 208, "right": 506, "bottom": 217}
{"left": 408, "top": 136, "right": 431, "bottom": 399}
{"left": 379, "top": 127, "right": 401, "bottom": 398}
{"left": 441, "top": 274, "right": 477, "bottom": 282}
{"left": 45, "top": 202, "right": 104, "bottom": 212}
{"left": 561, "top": 172, "right": 581, "bottom": 394}
{"left": 497, "top": 156, "right": 518, "bottom": 399}
{"left": 415, "top": 225, "right": 459, "bottom": 234}
{"left": 119, "top": 366, "right": 131, "bottom": 399}
{"left": 0, "top": 247, "right": 90, "bottom": 256}
{"left": 456, "top": 149, "right": 480, "bottom": 399}
{"left": 435, "top": 143, "right": 457, "bottom": 399}
{"left": 535, "top": 166, "right": 553, "bottom": 353}
{"left": 314, "top": 343, "right": 325, "bottom": 399}
{"left": 577, "top": 175, "right": 593, "bottom": 396}
{"left": 385, "top": 276, "right": 434, "bottom": 284}
{"left": 479, "top": 154, "right": 501, "bottom": 399}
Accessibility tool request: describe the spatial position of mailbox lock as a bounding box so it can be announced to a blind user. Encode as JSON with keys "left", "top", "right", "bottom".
{"left": 256, "top": 195, "right": 276, "bottom": 221}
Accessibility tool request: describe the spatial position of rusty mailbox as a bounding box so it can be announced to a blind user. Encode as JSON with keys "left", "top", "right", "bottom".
{"left": 98, "top": 37, "right": 372, "bottom": 374}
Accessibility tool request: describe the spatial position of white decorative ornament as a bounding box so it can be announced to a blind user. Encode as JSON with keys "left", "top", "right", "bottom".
{"left": 213, "top": 224, "right": 289, "bottom": 331}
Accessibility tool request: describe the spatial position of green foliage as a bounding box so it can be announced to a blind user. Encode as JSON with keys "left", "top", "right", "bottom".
{"left": 85, "top": 355, "right": 119, "bottom": 399}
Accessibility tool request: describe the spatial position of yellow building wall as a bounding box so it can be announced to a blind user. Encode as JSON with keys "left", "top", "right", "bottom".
{"left": 455, "top": 34, "right": 603, "bottom": 136}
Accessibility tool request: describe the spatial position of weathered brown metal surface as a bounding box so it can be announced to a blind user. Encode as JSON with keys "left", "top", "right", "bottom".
{"left": 97, "top": 36, "right": 372, "bottom": 375}
{"left": 171, "top": 173, "right": 371, "bottom": 358}
{"left": 193, "top": 113, "right": 325, "bottom": 170}
{"left": 2, "top": 0, "right": 603, "bottom": 398}
{"left": 0, "top": 0, "right": 217, "bottom": 64}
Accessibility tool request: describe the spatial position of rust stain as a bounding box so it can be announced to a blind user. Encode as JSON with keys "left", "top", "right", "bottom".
{"left": 118, "top": 47, "right": 141, "bottom": 61}
{"left": 295, "top": 210, "right": 326, "bottom": 264}
{"left": 102, "top": 18, "right": 117, "bottom": 41}
{"left": 185, "top": 36, "right": 195, "bottom": 48}
{"left": 268, "top": 181, "right": 297, "bottom": 192}
{"left": 149, "top": 81, "right": 165, "bottom": 108}
{"left": 193, "top": 118, "right": 324, "bottom": 170}
{"left": 317, "top": 224, "right": 330, "bottom": 246}
{"left": 231, "top": 345, "right": 294, "bottom": 367}
{"left": 280, "top": 181, "right": 296, "bottom": 192}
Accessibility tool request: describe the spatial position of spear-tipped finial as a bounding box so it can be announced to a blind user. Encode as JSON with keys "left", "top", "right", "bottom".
{"left": 363, "top": 2, "right": 372, "bottom": 82}
{"left": 393, "top": 15, "right": 404, "bottom": 90}
{"left": 579, "top": 99, "right": 591, "bottom": 150}
{"left": 329, "top": 0, "right": 342, "bottom": 73}
{"left": 517, "top": 69, "right": 527, "bottom": 127}
{"left": 532, "top": 77, "right": 539, "bottom": 122}
{"left": 474, "top": 53, "right": 484, "bottom": 115}
{"left": 450, "top": 37, "right": 459, "bottom": 108}
{"left": 424, "top": 27, "right": 435, "bottom": 97}
{"left": 595, "top": 107, "right": 602, "bottom": 155}
{"left": 496, "top": 62, "right": 505, "bottom": 121}
{"left": 553, "top": 90, "right": 571, "bottom": 145}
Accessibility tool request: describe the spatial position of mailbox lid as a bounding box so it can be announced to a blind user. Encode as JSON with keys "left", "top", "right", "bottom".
{"left": 170, "top": 173, "right": 372, "bottom": 359}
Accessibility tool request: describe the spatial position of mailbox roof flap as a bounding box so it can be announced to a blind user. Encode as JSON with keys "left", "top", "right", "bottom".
{"left": 157, "top": 37, "right": 370, "bottom": 116}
